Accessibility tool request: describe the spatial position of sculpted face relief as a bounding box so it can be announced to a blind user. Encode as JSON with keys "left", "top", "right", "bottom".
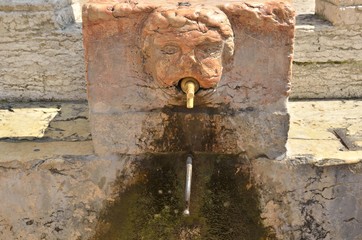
{"left": 142, "top": 6, "right": 234, "bottom": 89}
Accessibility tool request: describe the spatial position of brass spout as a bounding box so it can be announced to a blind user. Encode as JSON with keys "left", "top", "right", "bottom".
{"left": 180, "top": 78, "right": 200, "bottom": 109}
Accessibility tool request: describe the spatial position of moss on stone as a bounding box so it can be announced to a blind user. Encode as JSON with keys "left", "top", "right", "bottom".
{"left": 93, "top": 153, "right": 274, "bottom": 240}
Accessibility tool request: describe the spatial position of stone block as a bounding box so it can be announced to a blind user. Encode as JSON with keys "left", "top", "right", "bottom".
{"left": 0, "top": 0, "right": 72, "bottom": 12}
{"left": 0, "top": 0, "right": 75, "bottom": 31}
{"left": 90, "top": 110, "right": 288, "bottom": 159}
{"left": 294, "top": 15, "right": 362, "bottom": 62}
{"left": 316, "top": 0, "right": 362, "bottom": 25}
{"left": 0, "top": 0, "right": 86, "bottom": 101}
{"left": 253, "top": 159, "right": 362, "bottom": 239}
{"left": 291, "top": 61, "right": 362, "bottom": 99}
{"left": 0, "top": 27, "right": 86, "bottom": 101}
{"left": 292, "top": 14, "right": 362, "bottom": 99}
{"left": 83, "top": 0, "right": 295, "bottom": 158}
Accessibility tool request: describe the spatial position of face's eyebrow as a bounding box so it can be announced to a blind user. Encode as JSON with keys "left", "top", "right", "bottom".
{"left": 152, "top": 35, "right": 183, "bottom": 46}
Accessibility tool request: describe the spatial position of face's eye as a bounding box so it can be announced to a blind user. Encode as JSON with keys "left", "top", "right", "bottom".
{"left": 160, "top": 45, "right": 180, "bottom": 55}
{"left": 196, "top": 43, "right": 223, "bottom": 59}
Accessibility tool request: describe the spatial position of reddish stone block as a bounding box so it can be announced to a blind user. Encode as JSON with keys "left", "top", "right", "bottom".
{"left": 82, "top": 0, "right": 295, "bottom": 159}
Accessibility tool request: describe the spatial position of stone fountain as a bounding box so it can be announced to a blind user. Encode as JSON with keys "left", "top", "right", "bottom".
{"left": 82, "top": 0, "right": 295, "bottom": 238}
{"left": 83, "top": 0, "right": 294, "bottom": 159}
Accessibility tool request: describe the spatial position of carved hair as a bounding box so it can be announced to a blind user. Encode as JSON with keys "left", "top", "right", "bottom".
{"left": 141, "top": 6, "right": 234, "bottom": 62}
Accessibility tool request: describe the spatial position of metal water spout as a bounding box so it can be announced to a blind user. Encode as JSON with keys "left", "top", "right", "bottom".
{"left": 180, "top": 78, "right": 200, "bottom": 109}
{"left": 183, "top": 155, "right": 193, "bottom": 215}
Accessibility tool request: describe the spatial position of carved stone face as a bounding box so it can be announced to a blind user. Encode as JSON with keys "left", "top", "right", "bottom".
{"left": 142, "top": 6, "right": 234, "bottom": 89}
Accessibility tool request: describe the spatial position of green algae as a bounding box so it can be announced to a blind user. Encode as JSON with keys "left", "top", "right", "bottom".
{"left": 93, "top": 153, "right": 274, "bottom": 240}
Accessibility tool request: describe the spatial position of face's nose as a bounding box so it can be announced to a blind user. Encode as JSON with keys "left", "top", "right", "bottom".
{"left": 180, "top": 49, "right": 197, "bottom": 66}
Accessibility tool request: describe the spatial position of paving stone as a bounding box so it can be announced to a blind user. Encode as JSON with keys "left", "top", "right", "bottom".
{"left": 0, "top": 141, "right": 94, "bottom": 162}
{"left": 288, "top": 100, "right": 362, "bottom": 165}
{"left": 0, "top": 105, "right": 59, "bottom": 139}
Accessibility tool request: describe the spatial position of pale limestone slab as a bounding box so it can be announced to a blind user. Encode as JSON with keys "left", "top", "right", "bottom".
{"left": 0, "top": 0, "right": 71, "bottom": 11}
{"left": 0, "top": 107, "right": 58, "bottom": 138}
{"left": 316, "top": 0, "right": 362, "bottom": 25}
{"left": 294, "top": 21, "right": 362, "bottom": 62}
{"left": 291, "top": 61, "right": 362, "bottom": 99}
{"left": 288, "top": 100, "right": 362, "bottom": 165}
{"left": 0, "top": 102, "right": 90, "bottom": 140}
{"left": 291, "top": 0, "right": 315, "bottom": 13}
{"left": 287, "top": 139, "right": 362, "bottom": 164}
{"left": 289, "top": 100, "right": 362, "bottom": 123}
{"left": 324, "top": 0, "right": 362, "bottom": 5}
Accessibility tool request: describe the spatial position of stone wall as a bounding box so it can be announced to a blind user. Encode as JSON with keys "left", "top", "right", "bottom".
{"left": 0, "top": 0, "right": 86, "bottom": 101}
{"left": 1, "top": 0, "right": 362, "bottom": 101}
{"left": 1, "top": 154, "right": 361, "bottom": 239}
{"left": 315, "top": 0, "right": 362, "bottom": 26}
{"left": 255, "top": 159, "right": 362, "bottom": 240}
{"left": 292, "top": 14, "right": 362, "bottom": 99}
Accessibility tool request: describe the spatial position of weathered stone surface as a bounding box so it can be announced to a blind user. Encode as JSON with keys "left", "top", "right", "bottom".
{"left": 0, "top": 0, "right": 360, "bottom": 101}
{"left": 2, "top": 100, "right": 361, "bottom": 166}
{"left": 292, "top": 0, "right": 315, "bottom": 14}
{"left": 0, "top": 0, "right": 72, "bottom": 12}
{"left": 288, "top": 100, "right": 362, "bottom": 165}
{"left": 0, "top": 102, "right": 91, "bottom": 141}
{"left": 0, "top": 28, "right": 86, "bottom": 101}
{"left": 316, "top": 0, "right": 362, "bottom": 26}
{"left": 292, "top": 13, "right": 362, "bottom": 99}
{"left": 0, "top": 102, "right": 93, "bottom": 162}
{"left": 291, "top": 61, "right": 362, "bottom": 99}
{"left": 0, "top": 0, "right": 361, "bottom": 102}
{"left": 0, "top": 0, "right": 75, "bottom": 30}
{"left": 254, "top": 159, "right": 362, "bottom": 240}
{"left": 83, "top": 0, "right": 295, "bottom": 158}
{"left": 1, "top": 153, "right": 362, "bottom": 240}
{"left": 0, "top": 0, "right": 86, "bottom": 101}
{"left": 323, "top": 0, "right": 362, "bottom": 5}
{"left": 294, "top": 15, "right": 362, "bottom": 62}
{"left": 0, "top": 141, "right": 94, "bottom": 162}
{"left": 0, "top": 155, "right": 131, "bottom": 240}
{"left": 90, "top": 110, "right": 288, "bottom": 159}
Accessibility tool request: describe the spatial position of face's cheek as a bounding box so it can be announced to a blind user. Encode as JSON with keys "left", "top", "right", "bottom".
{"left": 194, "top": 40, "right": 224, "bottom": 87}
{"left": 146, "top": 42, "right": 182, "bottom": 86}
{"left": 200, "top": 57, "right": 222, "bottom": 77}
{"left": 196, "top": 58, "right": 221, "bottom": 87}
{"left": 154, "top": 54, "right": 182, "bottom": 86}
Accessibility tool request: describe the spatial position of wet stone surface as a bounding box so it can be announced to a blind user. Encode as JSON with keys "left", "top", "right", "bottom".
{"left": 93, "top": 153, "right": 271, "bottom": 240}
